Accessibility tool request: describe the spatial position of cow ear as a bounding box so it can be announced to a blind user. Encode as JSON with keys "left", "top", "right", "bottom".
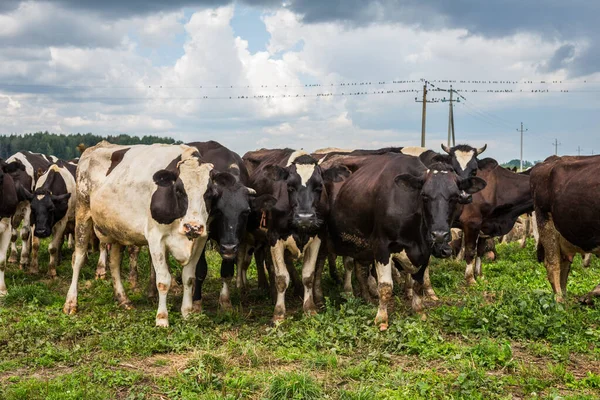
{"left": 459, "top": 176, "right": 487, "bottom": 194}
{"left": 2, "top": 161, "right": 25, "bottom": 173}
{"left": 51, "top": 193, "right": 71, "bottom": 203}
{"left": 251, "top": 194, "right": 277, "bottom": 212}
{"left": 264, "top": 165, "right": 289, "bottom": 181}
{"left": 394, "top": 174, "right": 424, "bottom": 190}
{"left": 153, "top": 169, "right": 178, "bottom": 186}
{"left": 322, "top": 164, "right": 351, "bottom": 183}
{"left": 210, "top": 170, "right": 237, "bottom": 187}
{"left": 477, "top": 158, "right": 498, "bottom": 170}
{"left": 16, "top": 183, "right": 33, "bottom": 202}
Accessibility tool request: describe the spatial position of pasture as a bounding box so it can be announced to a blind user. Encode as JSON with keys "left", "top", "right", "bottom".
{"left": 0, "top": 239, "right": 599, "bottom": 399}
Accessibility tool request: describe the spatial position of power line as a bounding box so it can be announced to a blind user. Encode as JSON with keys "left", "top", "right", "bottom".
{"left": 552, "top": 139, "right": 562, "bottom": 155}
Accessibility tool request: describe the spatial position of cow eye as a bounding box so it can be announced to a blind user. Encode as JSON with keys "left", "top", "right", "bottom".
{"left": 422, "top": 194, "right": 430, "bottom": 202}
{"left": 288, "top": 186, "right": 296, "bottom": 193}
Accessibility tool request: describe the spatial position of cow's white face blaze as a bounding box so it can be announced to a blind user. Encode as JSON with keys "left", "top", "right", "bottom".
{"left": 295, "top": 163, "right": 316, "bottom": 187}
{"left": 455, "top": 150, "right": 475, "bottom": 171}
{"left": 177, "top": 150, "right": 213, "bottom": 238}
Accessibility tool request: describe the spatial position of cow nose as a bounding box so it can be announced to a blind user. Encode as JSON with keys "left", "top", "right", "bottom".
{"left": 220, "top": 244, "right": 238, "bottom": 259}
{"left": 431, "top": 230, "right": 450, "bottom": 244}
{"left": 183, "top": 223, "right": 205, "bottom": 239}
{"left": 458, "top": 191, "right": 473, "bottom": 204}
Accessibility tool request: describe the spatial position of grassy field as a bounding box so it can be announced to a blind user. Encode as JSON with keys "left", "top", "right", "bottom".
{"left": 0, "top": 239, "right": 599, "bottom": 399}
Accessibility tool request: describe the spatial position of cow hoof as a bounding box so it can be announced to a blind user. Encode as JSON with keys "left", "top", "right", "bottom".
{"left": 378, "top": 322, "right": 389, "bottom": 331}
{"left": 63, "top": 303, "right": 78, "bottom": 315}
{"left": 271, "top": 314, "right": 285, "bottom": 326}
{"left": 156, "top": 318, "right": 169, "bottom": 328}
{"left": 47, "top": 271, "right": 57, "bottom": 280}
{"left": 219, "top": 299, "right": 233, "bottom": 312}
{"left": 8, "top": 256, "right": 17, "bottom": 264}
{"left": 426, "top": 293, "right": 439, "bottom": 302}
{"left": 0, "top": 289, "right": 7, "bottom": 297}
{"left": 192, "top": 300, "right": 203, "bottom": 313}
{"left": 466, "top": 278, "right": 477, "bottom": 286}
{"left": 119, "top": 301, "right": 134, "bottom": 310}
{"left": 303, "top": 306, "right": 318, "bottom": 316}
{"left": 95, "top": 273, "right": 106, "bottom": 280}
{"left": 579, "top": 296, "right": 596, "bottom": 306}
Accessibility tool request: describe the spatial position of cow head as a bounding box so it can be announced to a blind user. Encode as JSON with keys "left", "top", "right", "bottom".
{"left": 395, "top": 163, "right": 486, "bottom": 258}
{"left": 263, "top": 154, "right": 325, "bottom": 232}
{"left": 441, "top": 144, "right": 487, "bottom": 203}
{"left": 151, "top": 147, "right": 213, "bottom": 240}
{"left": 30, "top": 188, "right": 70, "bottom": 238}
{"left": 205, "top": 168, "right": 265, "bottom": 260}
{"left": 1, "top": 160, "right": 26, "bottom": 189}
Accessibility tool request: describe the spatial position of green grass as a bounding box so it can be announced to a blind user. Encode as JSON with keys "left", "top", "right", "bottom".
{"left": 0, "top": 239, "right": 599, "bottom": 399}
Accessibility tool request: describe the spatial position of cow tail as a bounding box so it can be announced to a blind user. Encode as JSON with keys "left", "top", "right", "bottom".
{"left": 536, "top": 242, "right": 545, "bottom": 263}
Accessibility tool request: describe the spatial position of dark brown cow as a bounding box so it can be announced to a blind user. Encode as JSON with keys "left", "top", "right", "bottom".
{"left": 456, "top": 158, "right": 533, "bottom": 285}
{"left": 328, "top": 153, "right": 486, "bottom": 330}
{"left": 531, "top": 155, "right": 600, "bottom": 303}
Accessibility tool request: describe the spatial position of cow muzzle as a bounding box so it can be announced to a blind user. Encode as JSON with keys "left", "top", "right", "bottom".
{"left": 458, "top": 191, "right": 473, "bottom": 204}
{"left": 34, "top": 227, "right": 51, "bottom": 239}
{"left": 182, "top": 222, "right": 205, "bottom": 239}
{"left": 220, "top": 243, "right": 238, "bottom": 259}
{"left": 293, "top": 212, "right": 320, "bottom": 230}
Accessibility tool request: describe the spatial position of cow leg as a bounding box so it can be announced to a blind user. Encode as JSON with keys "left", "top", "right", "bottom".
{"left": 374, "top": 257, "right": 393, "bottom": 331}
{"left": 181, "top": 241, "right": 205, "bottom": 321}
{"left": 219, "top": 259, "right": 235, "bottom": 311}
{"left": 48, "top": 220, "right": 67, "bottom": 279}
{"left": 559, "top": 257, "right": 571, "bottom": 296}
{"left": 95, "top": 242, "right": 108, "bottom": 280}
{"left": 404, "top": 273, "right": 413, "bottom": 299}
{"left": 255, "top": 246, "right": 270, "bottom": 291}
{"left": 8, "top": 228, "right": 18, "bottom": 264}
{"left": 29, "top": 234, "right": 40, "bottom": 275}
{"left": 328, "top": 253, "right": 342, "bottom": 285}
{"left": 342, "top": 256, "right": 354, "bottom": 295}
{"left": 356, "top": 262, "right": 376, "bottom": 303}
{"left": 301, "top": 236, "right": 321, "bottom": 315}
{"left": 367, "top": 266, "right": 379, "bottom": 299}
{"left": 520, "top": 215, "right": 530, "bottom": 249}
{"left": 147, "top": 264, "right": 158, "bottom": 300}
{"left": 423, "top": 267, "right": 439, "bottom": 301}
{"left": 63, "top": 210, "right": 92, "bottom": 315}
{"left": 580, "top": 283, "right": 600, "bottom": 305}
{"left": 108, "top": 243, "right": 131, "bottom": 309}
{"left": 0, "top": 218, "right": 12, "bottom": 296}
{"left": 285, "top": 252, "right": 304, "bottom": 298}
{"left": 18, "top": 207, "right": 32, "bottom": 270}
{"left": 149, "top": 241, "right": 171, "bottom": 327}
{"left": 312, "top": 244, "right": 327, "bottom": 308}
{"left": 192, "top": 247, "right": 208, "bottom": 312}
{"left": 463, "top": 226, "right": 480, "bottom": 286}
{"left": 128, "top": 246, "right": 140, "bottom": 289}
{"left": 235, "top": 241, "right": 249, "bottom": 290}
{"left": 270, "top": 240, "right": 290, "bottom": 323}
{"left": 583, "top": 253, "right": 592, "bottom": 268}
{"left": 67, "top": 233, "right": 74, "bottom": 250}
{"left": 392, "top": 265, "right": 403, "bottom": 287}
{"left": 538, "top": 216, "right": 563, "bottom": 300}
{"left": 411, "top": 267, "right": 426, "bottom": 317}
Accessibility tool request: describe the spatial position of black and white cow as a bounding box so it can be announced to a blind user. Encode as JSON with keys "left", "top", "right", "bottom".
{"left": 5, "top": 151, "right": 53, "bottom": 268}
{"left": 63, "top": 142, "right": 214, "bottom": 327}
{"left": 23, "top": 164, "right": 75, "bottom": 278}
{"left": 243, "top": 149, "right": 333, "bottom": 323}
{"left": 328, "top": 154, "right": 486, "bottom": 330}
{"left": 0, "top": 159, "right": 28, "bottom": 296}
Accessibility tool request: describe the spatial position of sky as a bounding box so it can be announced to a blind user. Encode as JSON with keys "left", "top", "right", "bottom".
{"left": 1, "top": 1, "right": 599, "bottom": 163}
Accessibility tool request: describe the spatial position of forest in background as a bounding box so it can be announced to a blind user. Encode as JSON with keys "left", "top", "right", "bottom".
{"left": 0, "top": 132, "right": 179, "bottom": 160}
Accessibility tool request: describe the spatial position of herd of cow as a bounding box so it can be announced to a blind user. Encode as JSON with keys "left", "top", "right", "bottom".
{"left": 0, "top": 141, "right": 598, "bottom": 330}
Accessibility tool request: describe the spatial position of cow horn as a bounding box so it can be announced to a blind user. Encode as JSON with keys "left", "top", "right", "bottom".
{"left": 441, "top": 144, "right": 451, "bottom": 154}
{"left": 476, "top": 144, "right": 487, "bottom": 155}
{"left": 247, "top": 187, "right": 256, "bottom": 195}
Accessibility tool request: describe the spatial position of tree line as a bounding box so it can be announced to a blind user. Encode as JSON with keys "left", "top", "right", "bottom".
{"left": 0, "top": 132, "right": 179, "bottom": 160}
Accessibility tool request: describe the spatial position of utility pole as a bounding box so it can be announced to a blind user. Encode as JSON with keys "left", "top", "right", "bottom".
{"left": 577, "top": 146, "right": 582, "bottom": 156}
{"left": 516, "top": 122, "right": 528, "bottom": 171}
{"left": 415, "top": 81, "right": 439, "bottom": 147}
{"left": 552, "top": 139, "right": 561, "bottom": 155}
{"left": 440, "top": 85, "right": 462, "bottom": 147}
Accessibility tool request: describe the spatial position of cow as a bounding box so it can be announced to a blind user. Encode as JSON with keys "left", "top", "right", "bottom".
{"left": 456, "top": 158, "right": 533, "bottom": 285}
{"left": 186, "top": 141, "right": 272, "bottom": 312}
{"left": 328, "top": 153, "right": 486, "bottom": 330}
{"left": 63, "top": 142, "right": 213, "bottom": 327}
{"left": 21, "top": 164, "right": 75, "bottom": 278}
{"left": 0, "top": 159, "right": 29, "bottom": 296}
{"left": 531, "top": 155, "right": 600, "bottom": 304}
{"left": 242, "top": 149, "right": 334, "bottom": 323}
{"left": 5, "top": 151, "right": 53, "bottom": 268}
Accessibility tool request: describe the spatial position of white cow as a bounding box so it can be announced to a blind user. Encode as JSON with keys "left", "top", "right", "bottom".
{"left": 63, "top": 142, "right": 213, "bottom": 327}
